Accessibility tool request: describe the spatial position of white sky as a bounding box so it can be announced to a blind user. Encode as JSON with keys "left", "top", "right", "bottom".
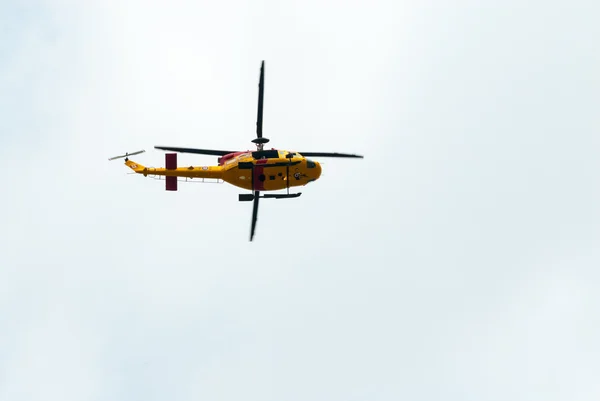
{"left": 1, "top": 1, "right": 599, "bottom": 400}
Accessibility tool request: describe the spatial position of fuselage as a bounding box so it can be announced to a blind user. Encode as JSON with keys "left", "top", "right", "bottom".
{"left": 219, "top": 149, "right": 322, "bottom": 191}
{"left": 127, "top": 149, "right": 322, "bottom": 191}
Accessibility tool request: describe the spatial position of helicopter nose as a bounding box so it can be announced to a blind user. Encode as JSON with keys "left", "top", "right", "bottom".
{"left": 315, "top": 162, "right": 322, "bottom": 179}
{"left": 306, "top": 159, "right": 322, "bottom": 183}
{"left": 309, "top": 161, "right": 322, "bottom": 182}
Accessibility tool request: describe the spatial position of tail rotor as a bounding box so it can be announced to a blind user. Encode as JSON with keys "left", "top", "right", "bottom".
{"left": 108, "top": 150, "right": 146, "bottom": 161}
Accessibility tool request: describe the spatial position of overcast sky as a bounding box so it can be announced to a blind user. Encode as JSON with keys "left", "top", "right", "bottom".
{"left": 1, "top": 1, "right": 599, "bottom": 400}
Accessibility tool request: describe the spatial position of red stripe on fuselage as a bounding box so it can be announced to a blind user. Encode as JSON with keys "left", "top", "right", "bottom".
{"left": 218, "top": 151, "right": 251, "bottom": 166}
{"left": 253, "top": 159, "right": 268, "bottom": 190}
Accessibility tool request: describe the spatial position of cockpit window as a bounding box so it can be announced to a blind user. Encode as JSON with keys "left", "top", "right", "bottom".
{"left": 307, "top": 159, "right": 316, "bottom": 168}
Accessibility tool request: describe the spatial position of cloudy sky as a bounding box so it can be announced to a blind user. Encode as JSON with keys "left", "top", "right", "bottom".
{"left": 1, "top": 0, "right": 599, "bottom": 400}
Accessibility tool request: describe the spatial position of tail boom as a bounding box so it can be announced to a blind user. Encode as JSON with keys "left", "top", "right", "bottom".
{"left": 125, "top": 159, "right": 223, "bottom": 179}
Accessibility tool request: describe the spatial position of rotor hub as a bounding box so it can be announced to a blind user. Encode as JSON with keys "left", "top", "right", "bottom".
{"left": 252, "top": 137, "right": 270, "bottom": 151}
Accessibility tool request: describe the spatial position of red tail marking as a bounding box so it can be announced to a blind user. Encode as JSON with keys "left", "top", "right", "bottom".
{"left": 165, "top": 154, "right": 177, "bottom": 190}
{"left": 166, "top": 176, "right": 177, "bottom": 191}
{"left": 166, "top": 153, "right": 177, "bottom": 170}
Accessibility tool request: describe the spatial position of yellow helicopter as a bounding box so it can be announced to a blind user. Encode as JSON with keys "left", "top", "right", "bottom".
{"left": 110, "top": 61, "right": 363, "bottom": 241}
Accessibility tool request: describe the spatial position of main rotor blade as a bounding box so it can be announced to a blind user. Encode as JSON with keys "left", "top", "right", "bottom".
{"left": 256, "top": 60, "right": 265, "bottom": 139}
{"left": 299, "top": 152, "right": 364, "bottom": 158}
{"left": 154, "top": 146, "right": 234, "bottom": 156}
{"left": 250, "top": 190, "right": 260, "bottom": 241}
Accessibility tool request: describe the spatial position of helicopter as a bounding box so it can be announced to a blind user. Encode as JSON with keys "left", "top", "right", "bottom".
{"left": 110, "top": 61, "right": 363, "bottom": 241}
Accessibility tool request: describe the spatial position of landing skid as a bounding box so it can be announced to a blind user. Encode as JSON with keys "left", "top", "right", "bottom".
{"left": 262, "top": 193, "right": 302, "bottom": 199}
{"left": 239, "top": 192, "right": 301, "bottom": 202}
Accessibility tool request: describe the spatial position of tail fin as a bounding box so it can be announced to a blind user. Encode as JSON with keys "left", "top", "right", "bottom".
{"left": 125, "top": 159, "right": 146, "bottom": 173}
